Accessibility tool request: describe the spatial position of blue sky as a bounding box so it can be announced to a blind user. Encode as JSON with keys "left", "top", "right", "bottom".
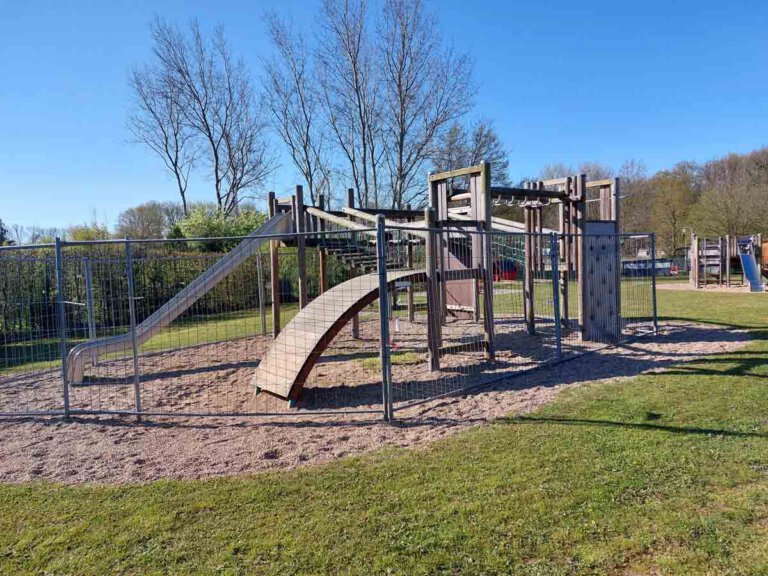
{"left": 1, "top": 0, "right": 767, "bottom": 229}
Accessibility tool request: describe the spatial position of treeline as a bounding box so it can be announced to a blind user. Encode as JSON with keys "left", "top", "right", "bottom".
{"left": 0, "top": 233, "right": 353, "bottom": 341}
{"left": 532, "top": 147, "right": 768, "bottom": 256}
{"left": 3, "top": 203, "right": 268, "bottom": 250}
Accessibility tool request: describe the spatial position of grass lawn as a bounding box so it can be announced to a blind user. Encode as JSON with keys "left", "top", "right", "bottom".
{"left": 2, "top": 288, "right": 768, "bottom": 574}
{"left": 0, "top": 304, "right": 302, "bottom": 375}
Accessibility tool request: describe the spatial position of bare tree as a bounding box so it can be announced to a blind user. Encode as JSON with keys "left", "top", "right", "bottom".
{"left": 465, "top": 120, "right": 509, "bottom": 185}
{"left": 146, "top": 19, "right": 276, "bottom": 215}
{"left": 692, "top": 153, "right": 768, "bottom": 237}
{"left": 0, "top": 219, "right": 10, "bottom": 245}
{"left": 430, "top": 122, "right": 467, "bottom": 174}
{"left": 116, "top": 201, "right": 171, "bottom": 239}
{"left": 8, "top": 223, "right": 25, "bottom": 245}
{"left": 379, "top": 0, "right": 474, "bottom": 208}
{"left": 129, "top": 66, "right": 197, "bottom": 215}
{"left": 317, "top": 0, "right": 383, "bottom": 208}
{"left": 650, "top": 169, "right": 696, "bottom": 255}
{"left": 617, "top": 159, "right": 650, "bottom": 232}
{"left": 431, "top": 119, "right": 509, "bottom": 187}
{"left": 264, "top": 14, "right": 332, "bottom": 206}
{"left": 577, "top": 161, "right": 613, "bottom": 181}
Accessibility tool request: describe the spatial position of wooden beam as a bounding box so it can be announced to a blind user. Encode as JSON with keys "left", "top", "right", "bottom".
{"left": 349, "top": 208, "right": 422, "bottom": 219}
{"left": 306, "top": 207, "right": 377, "bottom": 237}
{"left": 429, "top": 164, "right": 484, "bottom": 181}
{"left": 341, "top": 206, "right": 428, "bottom": 238}
{"left": 585, "top": 179, "right": 614, "bottom": 189}
{"left": 539, "top": 176, "right": 569, "bottom": 187}
{"left": 449, "top": 186, "right": 567, "bottom": 203}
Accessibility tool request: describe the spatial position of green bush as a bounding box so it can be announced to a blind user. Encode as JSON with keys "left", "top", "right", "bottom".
{"left": 178, "top": 207, "right": 267, "bottom": 252}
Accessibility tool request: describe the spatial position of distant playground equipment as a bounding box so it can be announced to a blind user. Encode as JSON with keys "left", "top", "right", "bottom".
{"left": 63, "top": 163, "right": 643, "bottom": 409}
{"left": 689, "top": 234, "right": 765, "bottom": 292}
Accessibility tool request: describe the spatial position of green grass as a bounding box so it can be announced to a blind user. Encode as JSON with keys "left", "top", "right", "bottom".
{"left": 360, "top": 350, "right": 421, "bottom": 370}
{"left": 140, "top": 304, "right": 300, "bottom": 352}
{"left": 3, "top": 290, "right": 768, "bottom": 574}
{"left": 0, "top": 304, "right": 301, "bottom": 375}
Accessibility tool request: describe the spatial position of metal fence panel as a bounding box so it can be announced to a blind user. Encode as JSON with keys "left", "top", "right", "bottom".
{"left": 0, "top": 228, "right": 657, "bottom": 420}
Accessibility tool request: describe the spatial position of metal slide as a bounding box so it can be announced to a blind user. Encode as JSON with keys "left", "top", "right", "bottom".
{"left": 65, "top": 213, "right": 293, "bottom": 384}
{"left": 739, "top": 252, "right": 765, "bottom": 292}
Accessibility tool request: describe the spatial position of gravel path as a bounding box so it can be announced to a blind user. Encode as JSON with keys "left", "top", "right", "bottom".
{"left": 0, "top": 321, "right": 750, "bottom": 485}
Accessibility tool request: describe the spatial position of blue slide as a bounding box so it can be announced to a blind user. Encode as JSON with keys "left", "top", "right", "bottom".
{"left": 739, "top": 252, "right": 765, "bottom": 292}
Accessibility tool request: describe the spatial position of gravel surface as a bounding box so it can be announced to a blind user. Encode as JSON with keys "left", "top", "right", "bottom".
{"left": 0, "top": 321, "right": 750, "bottom": 485}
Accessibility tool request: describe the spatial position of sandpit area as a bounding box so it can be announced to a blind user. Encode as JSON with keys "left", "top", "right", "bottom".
{"left": 0, "top": 321, "right": 750, "bottom": 485}
{"left": 657, "top": 282, "right": 754, "bottom": 293}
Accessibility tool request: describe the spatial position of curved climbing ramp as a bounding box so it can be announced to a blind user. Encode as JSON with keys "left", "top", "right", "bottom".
{"left": 252, "top": 269, "right": 425, "bottom": 400}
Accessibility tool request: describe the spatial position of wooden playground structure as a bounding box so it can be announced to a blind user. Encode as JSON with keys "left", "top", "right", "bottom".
{"left": 4, "top": 161, "right": 659, "bottom": 420}
{"left": 254, "top": 163, "right": 627, "bottom": 403}
{"left": 689, "top": 233, "right": 765, "bottom": 290}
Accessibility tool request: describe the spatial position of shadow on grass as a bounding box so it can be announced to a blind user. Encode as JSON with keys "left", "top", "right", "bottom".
{"left": 661, "top": 316, "right": 768, "bottom": 334}
{"left": 507, "top": 415, "right": 768, "bottom": 439}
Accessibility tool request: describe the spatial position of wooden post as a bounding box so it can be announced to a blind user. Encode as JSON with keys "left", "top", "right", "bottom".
{"left": 703, "top": 237, "right": 709, "bottom": 286}
{"left": 612, "top": 178, "right": 622, "bottom": 339}
{"left": 690, "top": 234, "right": 698, "bottom": 288}
{"left": 348, "top": 188, "right": 360, "bottom": 339}
{"left": 295, "top": 186, "right": 308, "bottom": 309}
{"left": 536, "top": 181, "right": 544, "bottom": 273}
{"left": 268, "top": 192, "right": 281, "bottom": 337}
{"left": 318, "top": 194, "right": 328, "bottom": 294}
{"left": 523, "top": 191, "right": 535, "bottom": 335}
{"left": 430, "top": 177, "right": 447, "bottom": 325}
{"left": 470, "top": 174, "right": 482, "bottom": 323}
{"left": 719, "top": 237, "right": 724, "bottom": 286}
{"left": 569, "top": 184, "right": 578, "bottom": 275}
{"left": 575, "top": 174, "right": 587, "bottom": 337}
{"left": 406, "top": 203, "right": 415, "bottom": 322}
{"left": 725, "top": 235, "right": 731, "bottom": 287}
{"left": 534, "top": 204, "right": 542, "bottom": 272}
{"left": 560, "top": 177, "right": 572, "bottom": 326}
{"left": 480, "top": 162, "right": 495, "bottom": 359}
{"left": 425, "top": 206, "right": 440, "bottom": 371}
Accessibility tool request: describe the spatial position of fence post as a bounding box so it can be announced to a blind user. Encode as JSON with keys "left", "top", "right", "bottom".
{"left": 650, "top": 233, "right": 659, "bottom": 335}
{"left": 425, "top": 207, "right": 441, "bottom": 371}
{"left": 54, "top": 238, "right": 71, "bottom": 419}
{"left": 84, "top": 257, "right": 96, "bottom": 341}
{"left": 375, "top": 215, "right": 393, "bottom": 421}
{"left": 125, "top": 241, "right": 142, "bottom": 421}
{"left": 256, "top": 253, "right": 267, "bottom": 336}
{"left": 550, "top": 234, "right": 562, "bottom": 360}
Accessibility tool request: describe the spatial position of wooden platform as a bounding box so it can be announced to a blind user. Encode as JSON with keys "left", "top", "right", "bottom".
{"left": 252, "top": 269, "right": 426, "bottom": 400}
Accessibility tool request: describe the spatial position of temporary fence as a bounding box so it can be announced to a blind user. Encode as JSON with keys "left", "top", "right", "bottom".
{"left": 0, "top": 221, "right": 657, "bottom": 420}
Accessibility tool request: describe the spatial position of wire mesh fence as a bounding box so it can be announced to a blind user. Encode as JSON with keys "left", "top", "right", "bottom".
{"left": 383, "top": 228, "right": 657, "bottom": 411}
{"left": 0, "top": 224, "right": 657, "bottom": 420}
